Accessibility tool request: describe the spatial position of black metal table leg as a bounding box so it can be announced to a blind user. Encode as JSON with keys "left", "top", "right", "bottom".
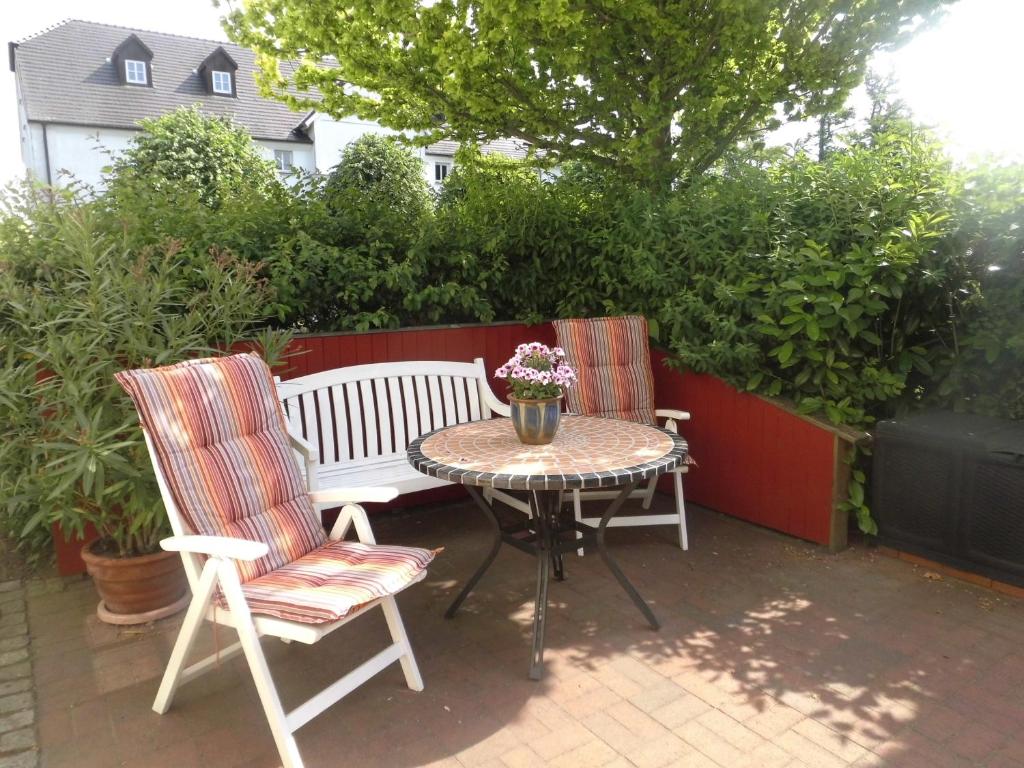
{"left": 549, "top": 492, "right": 566, "bottom": 581}
{"left": 596, "top": 481, "right": 661, "bottom": 630}
{"left": 446, "top": 480, "right": 659, "bottom": 679}
{"left": 529, "top": 534, "right": 551, "bottom": 680}
{"left": 528, "top": 490, "right": 556, "bottom": 679}
{"left": 445, "top": 485, "right": 504, "bottom": 619}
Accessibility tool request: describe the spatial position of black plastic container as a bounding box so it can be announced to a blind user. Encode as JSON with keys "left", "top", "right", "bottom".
{"left": 873, "top": 412, "right": 1024, "bottom": 586}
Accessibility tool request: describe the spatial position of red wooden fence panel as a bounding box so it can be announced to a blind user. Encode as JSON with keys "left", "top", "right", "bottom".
{"left": 650, "top": 350, "right": 842, "bottom": 547}
{"left": 57, "top": 322, "right": 846, "bottom": 575}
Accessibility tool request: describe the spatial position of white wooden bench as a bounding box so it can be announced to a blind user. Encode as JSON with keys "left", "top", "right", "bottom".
{"left": 276, "top": 358, "right": 529, "bottom": 516}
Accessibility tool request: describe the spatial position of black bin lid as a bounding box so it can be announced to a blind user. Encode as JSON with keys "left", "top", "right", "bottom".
{"left": 876, "top": 411, "right": 1024, "bottom": 456}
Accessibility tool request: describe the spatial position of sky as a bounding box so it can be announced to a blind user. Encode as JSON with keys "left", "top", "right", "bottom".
{"left": 1, "top": 0, "right": 1022, "bottom": 186}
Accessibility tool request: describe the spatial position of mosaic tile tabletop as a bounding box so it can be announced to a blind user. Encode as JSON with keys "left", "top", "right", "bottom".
{"left": 407, "top": 414, "right": 688, "bottom": 490}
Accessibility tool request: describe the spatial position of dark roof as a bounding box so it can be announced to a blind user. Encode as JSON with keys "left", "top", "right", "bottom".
{"left": 426, "top": 138, "right": 530, "bottom": 159}
{"left": 12, "top": 20, "right": 310, "bottom": 143}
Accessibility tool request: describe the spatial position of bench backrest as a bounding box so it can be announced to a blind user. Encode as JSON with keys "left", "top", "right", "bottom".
{"left": 276, "top": 359, "right": 496, "bottom": 466}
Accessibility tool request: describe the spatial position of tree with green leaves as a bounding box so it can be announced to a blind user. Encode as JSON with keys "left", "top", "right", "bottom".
{"left": 226, "top": 0, "right": 949, "bottom": 191}
{"left": 109, "top": 105, "right": 278, "bottom": 206}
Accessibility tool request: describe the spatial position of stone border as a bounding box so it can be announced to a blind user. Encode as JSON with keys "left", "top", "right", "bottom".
{"left": 0, "top": 581, "right": 37, "bottom": 768}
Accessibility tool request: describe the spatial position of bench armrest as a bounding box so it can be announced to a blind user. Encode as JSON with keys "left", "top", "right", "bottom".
{"left": 310, "top": 486, "right": 399, "bottom": 505}
{"left": 287, "top": 430, "right": 317, "bottom": 461}
{"left": 160, "top": 535, "right": 269, "bottom": 561}
{"left": 473, "top": 357, "right": 511, "bottom": 417}
{"left": 656, "top": 409, "right": 691, "bottom": 422}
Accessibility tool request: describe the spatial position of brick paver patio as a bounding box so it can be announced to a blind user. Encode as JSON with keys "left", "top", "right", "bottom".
{"left": 23, "top": 498, "right": 1024, "bottom": 768}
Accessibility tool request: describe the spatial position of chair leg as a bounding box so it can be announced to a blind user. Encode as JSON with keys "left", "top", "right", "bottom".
{"left": 217, "top": 561, "right": 304, "bottom": 768}
{"left": 153, "top": 560, "right": 219, "bottom": 715}
{"left": 573, "top": 489, "right": 585, "bottom": 556}
{"left": 641, "top": 474, "right": 658, "bottom": 510}
{"left": 380, "top": 595, "right": 424, "bottom": 692}
{"left": 674, "top": 471, "right": 688, "bottom": 551}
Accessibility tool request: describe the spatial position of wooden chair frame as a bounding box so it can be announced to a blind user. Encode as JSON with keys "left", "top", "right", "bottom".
{"left": 570, "top": 409, "right": 691, "bottom": 552}
{"left": 145, "top": 429, "right": 425, "bottom": 768}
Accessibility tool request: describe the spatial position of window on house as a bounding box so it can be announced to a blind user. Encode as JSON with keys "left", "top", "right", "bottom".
{"left": 434, "top": 162, "right": 451, "bottom": 182}
{"left": 125, "top": 59, "right": 147, "bottom": 85}
{"left": 212, "top": 70, "right": 232, "bottom": 95}
{"left": 274, "top": 150, "right": 294, "bottom": 173}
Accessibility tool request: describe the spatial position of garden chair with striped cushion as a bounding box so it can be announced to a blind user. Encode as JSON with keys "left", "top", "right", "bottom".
{"left": 116, "top": 353, "right": 436, "bottom": 768}
{"left": 552, "top": 315, "right": 692, "bottom": 551}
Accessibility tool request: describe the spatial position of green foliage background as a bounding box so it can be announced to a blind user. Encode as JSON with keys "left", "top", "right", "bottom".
{"left": 0, "top": 183, "right": 289, "bottom": 562}
{"left": 1, "top": 113, "right": 1020, "bottom": 562}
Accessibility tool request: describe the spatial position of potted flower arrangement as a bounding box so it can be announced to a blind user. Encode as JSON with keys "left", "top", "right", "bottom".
{"left": 495, "top": 343, "right": 577, "bottom": 445}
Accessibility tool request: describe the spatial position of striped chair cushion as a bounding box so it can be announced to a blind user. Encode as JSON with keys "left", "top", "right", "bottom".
{"left": 553, "top": 316, "right": 657, "bottom": 424}
{"left": 115, "top": 353, "right": 326, "bottom": 583}
{"left": 232, "top": 539, "right": 435, "bottom": 623}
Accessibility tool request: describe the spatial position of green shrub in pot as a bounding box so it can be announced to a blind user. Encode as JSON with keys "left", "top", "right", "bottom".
{"left": 0, "top": 184, "right": 290, "bottom": 566}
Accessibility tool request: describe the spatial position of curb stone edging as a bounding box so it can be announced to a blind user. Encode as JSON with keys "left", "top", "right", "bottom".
{"left": 0, "top": 581, "right": 36, "bottom": 768}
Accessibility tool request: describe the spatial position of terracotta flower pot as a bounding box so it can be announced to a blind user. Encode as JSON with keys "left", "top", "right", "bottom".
{"left": 509, "top": 394, "right": 563, "bottom": 445}
{"left": 81, "top": 540, "right": 189, "bottom": 625}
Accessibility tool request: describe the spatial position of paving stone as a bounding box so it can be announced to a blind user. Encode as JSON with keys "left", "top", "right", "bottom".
{"left": 0, "top": 709, "right": 34, "bottom": 735}
{"left": 0, "top": 627, "right": 27, "bottom": 643}
{"left": 0, "top": 680, "right": 31, "bottom": 698}
{"left": 0, "top": 639, "right": 28, "bottom": 655}
{"left": 0, "top": 617, "right": 26, "bottom": 636}
{"left": 0, "top": 726, "right": 37, "bottom": 752}
{"left": 0, "top": 750, "right": 37, "bottom": 768}
{"left": 0, "top": 665, "right": 30, "bottom": 684}
{"left": 0, "top": 694, "right": 32, "bottom": 716}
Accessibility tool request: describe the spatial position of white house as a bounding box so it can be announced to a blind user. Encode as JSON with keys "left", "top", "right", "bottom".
{"left": 8, "top": 20, "right": 529, "bottom": 189}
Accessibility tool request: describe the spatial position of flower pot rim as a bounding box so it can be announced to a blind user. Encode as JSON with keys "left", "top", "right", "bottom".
{"left": 509, "top": 392, "right": 565, "bottom": 404}
{"left": 80, "top": 538, "right": 173, "bottom": 565}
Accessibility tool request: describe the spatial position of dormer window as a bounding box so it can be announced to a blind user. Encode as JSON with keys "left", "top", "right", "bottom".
{"left": 125, "top": 59, "right": 148, "bottom": 85}
{"left": 112, "top": 34, "right": 153, "bottom": 87}
{"left": 198, "top": 47, "right": 238, "bottom": 97}
{"left": 212, "top": 71, "right": 232, "bottom": 95}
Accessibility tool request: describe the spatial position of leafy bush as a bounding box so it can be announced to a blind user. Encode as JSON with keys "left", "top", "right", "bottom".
{"left": 108, "top": 106, "right": 279, "bottom": 207}
{"left": 0, "top": 184, "right": 289, "bottom": 561}
{"left": 323, "top": 134, "right": 431, "bottom": 234}
{"left": 254, "top": 139, "right": 497, "bottom": 331}
{"left": 930, "top": 163, "right": 1024, "bottom": 418}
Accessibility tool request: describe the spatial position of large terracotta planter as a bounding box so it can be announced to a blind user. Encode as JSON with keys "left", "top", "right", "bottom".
{"left": 81, "top": 540, "right": 189, "bottom": 625}
{"left": 509, "top": 394, "right": 563, "bottom": 445}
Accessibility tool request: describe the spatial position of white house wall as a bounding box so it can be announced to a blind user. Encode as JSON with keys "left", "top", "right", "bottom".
{"left": 254, "top": 140, "right": 316, "bottom": 177}
{"left": 21, "top": 113, "right": 502, "bottom": 191}
{"left": 307, "top": 116, "right": 398, "bottom": 173}
{"left": 22, "top": 122, "right": 315, "bottom": 190}
{"left": 27, "top": 124, "right": 136, "bottom": 189}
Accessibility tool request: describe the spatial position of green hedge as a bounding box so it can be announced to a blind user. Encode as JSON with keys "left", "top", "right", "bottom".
{"left": 2, "top": 123, "right": 1020, "bottom": 555}
{"left": 81, "top": 128, "right": 1021, "bottom": 428}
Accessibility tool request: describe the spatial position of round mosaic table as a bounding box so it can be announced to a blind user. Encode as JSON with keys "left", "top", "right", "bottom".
{"left": 408, "top": 415, "right": 688, "bottom": 680}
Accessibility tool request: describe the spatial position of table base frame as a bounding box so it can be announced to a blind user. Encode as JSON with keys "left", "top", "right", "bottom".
{"left": 445, "top": 482, "right": 660, "bottom": 680}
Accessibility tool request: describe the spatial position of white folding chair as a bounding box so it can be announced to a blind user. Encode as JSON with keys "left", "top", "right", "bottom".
{"left": 117, "top": 353, "right": 435, "bottom": 768}
{"left": 552, "top": 316, "right": 693, "bottom": 553}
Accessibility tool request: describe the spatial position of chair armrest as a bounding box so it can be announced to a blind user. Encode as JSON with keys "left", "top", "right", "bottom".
{"left": 310, "top": 486, "right": 399, "bottom": 505}
{"left": 160, "top": 535, "right": 269, "bottom": 561}
{"left": 328, "top": 504, "right": 377, "bottom": 544}
{"left": 655, "top": 409, "right": 691, "bottom": 422}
